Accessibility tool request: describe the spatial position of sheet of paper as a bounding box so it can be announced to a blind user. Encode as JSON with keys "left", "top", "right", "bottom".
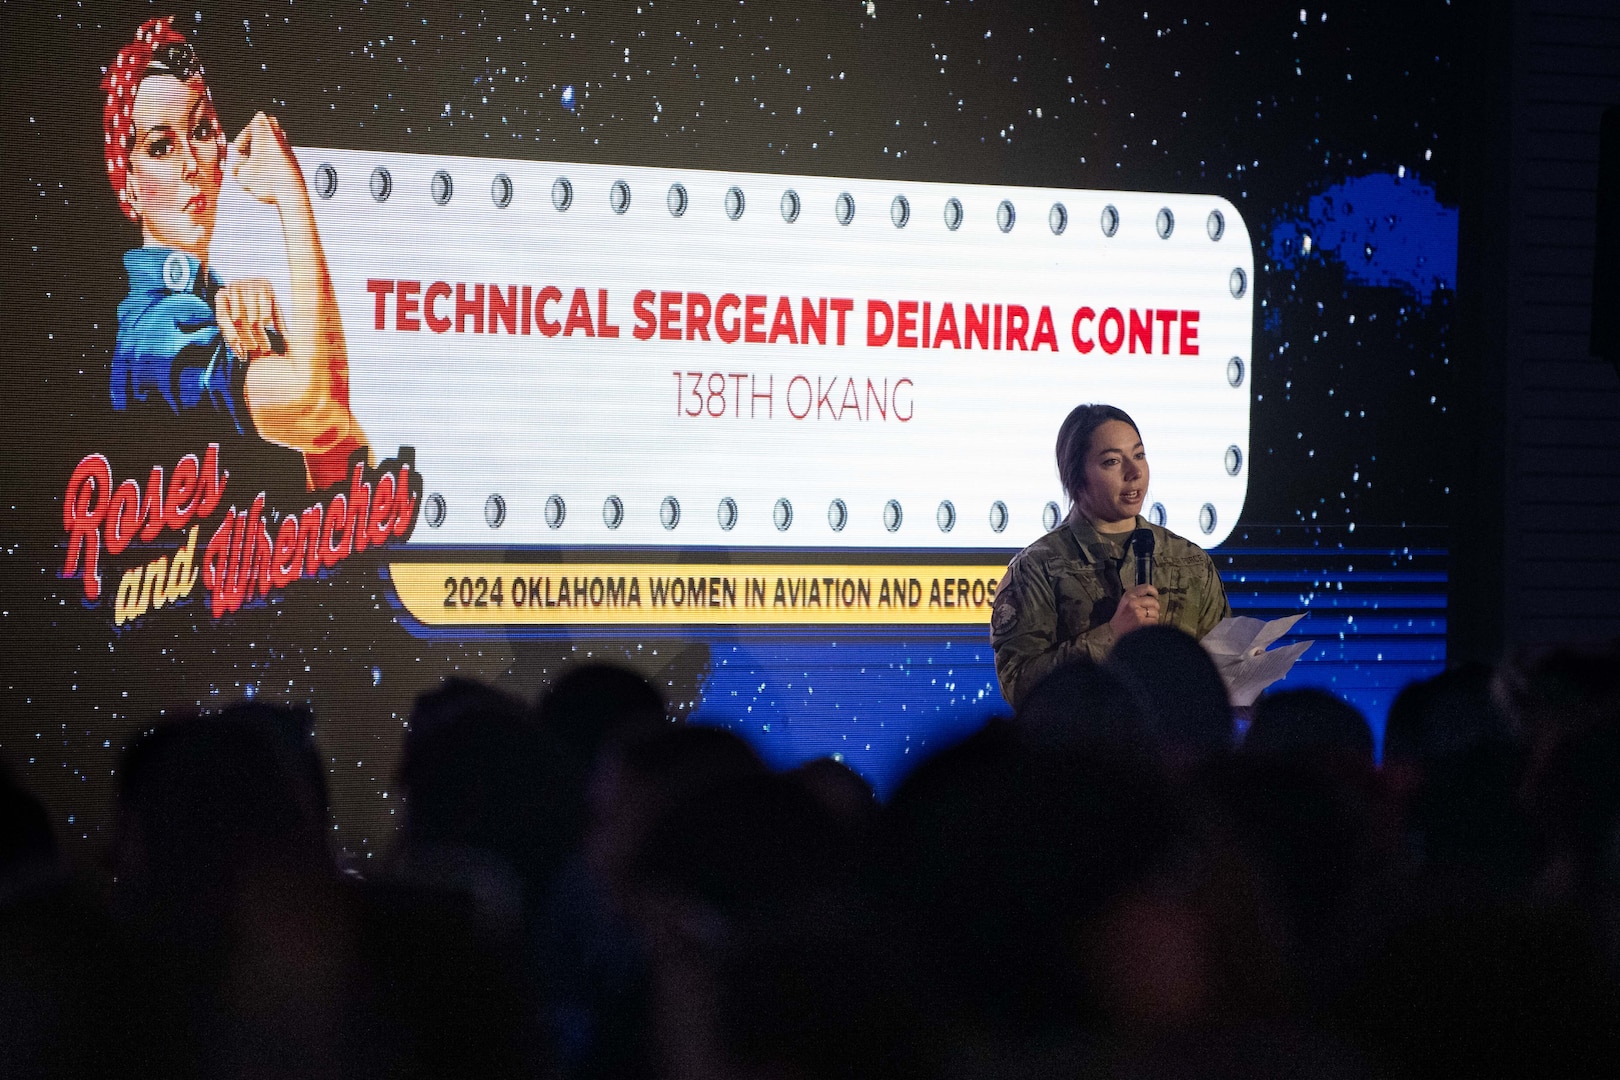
{"left": 1223, "top": 639, "right": 1313, "bottom": 707}
{"left": 1247, "top": 611, "right": 1308, "bottom": 655}
{"left": 1199, "top": 613, "right": 1313, "bottom": 705}
{"left": 1200, "top": 616, "right": 1268, "bottom": 657}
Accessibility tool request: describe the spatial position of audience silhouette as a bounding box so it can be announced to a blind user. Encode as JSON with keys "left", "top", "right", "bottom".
{"left": 3, "top": 633, "right": 1618, "bottom": 1078}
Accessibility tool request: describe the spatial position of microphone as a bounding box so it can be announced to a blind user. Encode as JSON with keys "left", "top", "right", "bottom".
{"left": 1131, "top": 528, "right": 1156, "bottom": 589}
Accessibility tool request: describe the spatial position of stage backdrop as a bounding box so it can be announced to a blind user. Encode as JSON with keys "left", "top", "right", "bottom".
{"left": 0, "top": 1, "right": 1459, "bottom": 856}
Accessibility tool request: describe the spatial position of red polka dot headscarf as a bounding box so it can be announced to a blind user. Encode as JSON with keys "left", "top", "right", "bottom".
{"left": 101, "top": 17, "right": 212, "bottom": 222}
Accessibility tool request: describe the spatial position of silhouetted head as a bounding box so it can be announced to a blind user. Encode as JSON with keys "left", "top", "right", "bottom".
{"left": 539, "top": 663, "right": 668, "bottom": 761}
{"left": 406, "top": 676, "right": 528, "bottom": 745}
{"left": 1497, "top": 643, "right": 1620, "bottom": 789}
{"left": 633, "top": 772, "right": 846, "bottom": 927}
{"left": 1109, "top": 624, "right": 1234, "bottom": 769}
{"left": 587, "top": 724, "right": 765, "bottom": 902}
{"left": 400, "top": 677, "right": 571, "bottom": 892}
{"left": 1385, "top": 663, "right": 1512, "bottom": 770}
{"left": 1504, "top": 644, "right": 1620, "bottom": 896}
{"left": 880, "top": 716, "right": 1185, "bottom": 1035}
{"left": 1016, "top": 658, "right": 1155, "bottom": 767}
{"left": 113, "top": 702, "right": 330, "bottom": 938}
{"left": 630, "top": 772, "right": 881, "bottom": 1080}
{"left": 1377, "top": 667, "right": 1538, "bottom": 891}
{"left": 1242, "top": 688, "right": 1374, "bottom": 768}
{"left": 0, "top": 754, "right": 56, "bottom": 876}
{"left": 789, "top": 756, "right": 878, "bottom": 833}
{"left": 876, "top": 718, "right": 1020, "bottom": 909}
{"left": 1533, "top": 717, "right": 1620, "bottom": 895}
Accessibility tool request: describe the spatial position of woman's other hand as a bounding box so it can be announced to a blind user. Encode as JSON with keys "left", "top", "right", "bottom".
{"left": 1109, "top": 584, "right": 1161, "bottom": 638}
{"left": 230, "top": 112, "right": 304, "bottom": 206}
{"left": 216, "top": 279, "right": 284, "bottom": 360}
{"left": 229, "top": 111, "right": 366, "bottom": 487}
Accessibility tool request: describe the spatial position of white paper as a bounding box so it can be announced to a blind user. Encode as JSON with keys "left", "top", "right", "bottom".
{"left": 1199, "top": 613, "right": 1313, "bottom": 707}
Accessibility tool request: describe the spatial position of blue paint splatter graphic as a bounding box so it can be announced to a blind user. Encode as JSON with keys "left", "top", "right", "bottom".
{"left": 1270, "top": 173, "right": 1458, "bottom": 303}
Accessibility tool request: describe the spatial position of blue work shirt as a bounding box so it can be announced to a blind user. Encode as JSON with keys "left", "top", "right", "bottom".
{"left": 109, "top": 247, "right": 308, "bottom": 507}
{"left": 112, "top": 247, "right": 250, "bottom": 435}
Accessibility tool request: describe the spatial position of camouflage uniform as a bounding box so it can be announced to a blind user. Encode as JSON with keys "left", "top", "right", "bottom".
{"left": 990, "top": 514, "right": 1231, "bottom": 710}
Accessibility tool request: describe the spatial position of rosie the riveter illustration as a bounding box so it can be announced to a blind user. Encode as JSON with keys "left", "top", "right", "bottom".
{"left": 101, "top": 17, "right": 366, "bottom": 492}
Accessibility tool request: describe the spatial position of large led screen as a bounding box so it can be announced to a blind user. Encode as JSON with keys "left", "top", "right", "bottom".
{"left": 1, "top": 2, "right": 1460, "bottom": 853}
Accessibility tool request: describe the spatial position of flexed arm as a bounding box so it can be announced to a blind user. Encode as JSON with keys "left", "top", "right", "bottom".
{"left": 229, "top": 111, "right": 367, "bottom": 488}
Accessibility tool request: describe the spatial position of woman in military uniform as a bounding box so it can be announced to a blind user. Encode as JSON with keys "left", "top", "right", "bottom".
{"left": 990, "top": 404, "right": 1231, "bottom": 710}
{"left": 102, "top": 17, "right": 366, "bottom": 493}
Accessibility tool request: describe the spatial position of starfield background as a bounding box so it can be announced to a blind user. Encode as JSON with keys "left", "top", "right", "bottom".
{"left": 1, "top": 0, "right": 1459, "bottom": 857}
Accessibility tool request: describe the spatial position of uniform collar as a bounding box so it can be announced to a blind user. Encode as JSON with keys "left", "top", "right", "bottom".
{"left": 123, "top": 246, "right": 221, "bottom": 299}
{"left": 1066, "top": 512, "right": 1146, "bottom": 564}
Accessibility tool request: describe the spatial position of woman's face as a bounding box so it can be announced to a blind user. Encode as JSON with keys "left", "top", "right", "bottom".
{"left": 124, "top": 74, "right": 224, "bottom": 258}
{"left": 1075, "top": 419, "right": 1150, "bottom": 528}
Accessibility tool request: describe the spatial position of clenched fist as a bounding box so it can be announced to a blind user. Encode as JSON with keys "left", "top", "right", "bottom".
{"left": 216, "top": 278, "right": 284, "bottom": 360}
{"left": 230, "top": 112, "right": 304, "bottom": 206}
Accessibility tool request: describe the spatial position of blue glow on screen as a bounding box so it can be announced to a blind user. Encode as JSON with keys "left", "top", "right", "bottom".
{"left": 689, "top": 535, "right": 1448, "bottom": 796}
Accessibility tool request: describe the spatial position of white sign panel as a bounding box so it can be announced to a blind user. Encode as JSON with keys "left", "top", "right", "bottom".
{"left": 215, "top": 150, "right": 1254, "bottom": 550}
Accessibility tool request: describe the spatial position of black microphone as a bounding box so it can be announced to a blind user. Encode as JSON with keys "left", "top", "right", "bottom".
{"left": 1131, "top": 528, "right": 1156, "bottom": 589}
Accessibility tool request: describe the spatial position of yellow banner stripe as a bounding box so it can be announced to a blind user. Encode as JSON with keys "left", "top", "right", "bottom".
{"left": 391, "top": 562, "right": 1007, "bottom": 625}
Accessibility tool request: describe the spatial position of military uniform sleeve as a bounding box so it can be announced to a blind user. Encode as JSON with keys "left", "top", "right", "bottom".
{"left": 991, "top": 556, "right": 1115, "bottom": 711}
{"left": 1189, "top": 549, "right": 1232, "bottom": 640}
